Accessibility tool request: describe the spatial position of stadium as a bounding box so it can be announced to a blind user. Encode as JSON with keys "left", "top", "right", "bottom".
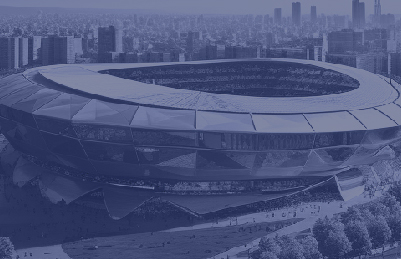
{"left": 0, "top": 58, "right": 401, "bottom": 218}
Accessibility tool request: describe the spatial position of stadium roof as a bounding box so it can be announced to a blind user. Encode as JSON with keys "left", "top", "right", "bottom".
{"left": 29, "top": 59, "right": 398, "bottom": 114}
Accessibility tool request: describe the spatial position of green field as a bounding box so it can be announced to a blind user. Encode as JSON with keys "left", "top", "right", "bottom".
{"left": 63, "top": 218, "right": 303, "bottom": 259}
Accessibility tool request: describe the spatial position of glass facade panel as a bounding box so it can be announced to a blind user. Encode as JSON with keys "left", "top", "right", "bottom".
{"left": 82, "top": 141, "right": 138, "bottom": 164}
{"left": 313, "top": 131, "right": 365, "bottom": 148}
{"left": 9, "top": 109, "right": 37, "bottom": 128}
{"left": 13, "top": 123, "right": 46, "bottom": 148}
{"left": 199, "top": 132, "right": 222, "bottom": 149}
{"left": 256, "top": 133, "right": 315, "bottom": 150}
{"left": 361, "top": 126, "right": 401, "bottom": 145}
{"left": 90, "top": 160, "right": 144, "bottom": 178}
{"left": 136, "top": 147, "right": 196, "bottom": 168}
{"left": 132, "top": 129, "right": 196, "bottom": 147}
{"left": 196, "top": 150, "right": 249, "bottom": 169}
{"left": 55, "top": 154, "right": 97, "bottom": 174}
{"left": 74, "top": 124, "right": 132, "bottom": 143}
{"left": 131, "top": 106, "right": 196, "bottom": 130}
{"left": 41, "top": 132, "right": 87, "bottom": 159}
{"left": 0, "top": 116, "right": 17, "bottom": 134}
{"left": 0, "top": 86, "right": 42, "bottom": 106}
{"left": 34, "top": 116, "right": 77, "bottom": 137}
{"left": 0, "top": 82, "right": 32, "bottom": 99}
{"left": 314, "top": 146, "right": 357, "bottom": 164}
{"left": 253, "top": 150, "right": 310, "bottom": 169}
{"left": 0, "top": 104, "right": 13, "bottom": 120}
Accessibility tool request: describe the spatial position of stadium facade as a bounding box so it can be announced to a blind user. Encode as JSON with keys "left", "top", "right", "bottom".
{"left": 1, "top": 58, "right": 401, "bottom": 218}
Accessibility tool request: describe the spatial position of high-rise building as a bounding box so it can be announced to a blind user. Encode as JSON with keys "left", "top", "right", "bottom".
{"left": 364, "top": 29, "right": 387, "bottom": 51}
{"left": 18, "top": 37, "right": 28, "bottom": 67}
{"left": 0, "top": 37, "right": 19, "bottom": 69}
{"left": 41, "top": 36, "right": 75, "bottom": 66}
{"left": 186, "top": 31, "right": 194, "bottom": 53}
{"left": 357, "top": 52, "right": 387, "bottom": 74}
{"left": 327, "top": 29, "right": 363, "bottom": 54}
{"left": 311, "top": 6, "right": 317, "bottom": 23}
{"left": 292, "top": 2, "right": 301, "bottom": 26}
{"left": 98, "top": 26, "right": 123, "bottom": 62}
{"left": 352, "top": 0, "right": 365, "bottom": 29}
{"left": 41, "top": 37, "right": 55, "bottom": 66}
{"left": 314, "top": 46, "right": 323, "bottom": 61}
{"left": 216, "top": 44, "right": 225, "bottom": 59}
{"left": 374, "top": 0, "right": 382, "bottom": 26}
{"left": 274, "top": 8, "right": 282, "bottom": 25}
{"left": 74, "top": 37, "right": 83, "bottom": 56}
{"left": 389, "top": 52, "right": 401, "bottom": 76}
{"left": 28, "top": 36, "right": 42, "bottom": 64}
{"left": 358, "top": 2, "right": 365, "bottom": 28}
{"left": 352, "top": 0, "right": 360, "bottom": 28}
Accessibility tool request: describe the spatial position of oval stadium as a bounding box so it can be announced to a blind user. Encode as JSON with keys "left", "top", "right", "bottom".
{"left": 1, "top": 58, "right": 401, "bottom": 218}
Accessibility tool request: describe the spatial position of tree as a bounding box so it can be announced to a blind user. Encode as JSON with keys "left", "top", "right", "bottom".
{"left": 344, "top": 220, "right": 372, "bottom": 258}
{"left": 260, "top": 251, "right": 279, "bottom": 259}
{"left": 381, "top": 194, "right": 401, "bottom": 215}
{"left": 0, "top": 237, "right": 15, "bottom": 259}
{"left": 312, "top": 216, "right": 347, "bottom": 253}
{"left": 313, "top": 216, "right": 332, "bottom": 245}
{"left": 299, "top": 236, "right": 323, "bottom": 259}
{"left": 277, "top": 235, "right": 305, "bottom": 259}
{"left": 259, "top": 236, "right": 281, "bottom": 255}
{"left": 366, "top": 200, "right": 390, "bottom": 218}
{"left": 341, "top": 207, "right": 364, "bottom": 225}
{"left": 366, "top": 215, "right": 392, "bottom": 255}
{"left": 322, "top": 229, "right": 352, "bottom": 259}
{"left": 387, "top": 212, "right": 401, "bottom": 242}
{"left": 389, "top": 182, "right": 401, "bottom": 202}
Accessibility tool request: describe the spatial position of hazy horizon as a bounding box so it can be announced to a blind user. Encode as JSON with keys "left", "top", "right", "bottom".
{"left": 0, "top": 0, "right": 400, "bottom": 16}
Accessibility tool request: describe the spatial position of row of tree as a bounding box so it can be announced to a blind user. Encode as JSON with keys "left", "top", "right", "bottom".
{"left": 252, "top": 188, "right": 401, "bottom": 259}
{"left": 252, "top": 234, "right": 322, "bottom": 259}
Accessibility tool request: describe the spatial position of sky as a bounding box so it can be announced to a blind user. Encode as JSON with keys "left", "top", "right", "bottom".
{"left": 0, "top": 0, "right": 400, "bottom": 16}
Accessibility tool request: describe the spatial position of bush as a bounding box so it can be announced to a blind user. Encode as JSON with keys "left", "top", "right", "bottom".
{"left": 0, "top": 237, "right": 15, "bottom": 259}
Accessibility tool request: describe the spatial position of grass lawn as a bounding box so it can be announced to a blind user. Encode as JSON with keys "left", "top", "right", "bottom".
{"left": 63, "top": 218, "right": 303, "bottom": 259}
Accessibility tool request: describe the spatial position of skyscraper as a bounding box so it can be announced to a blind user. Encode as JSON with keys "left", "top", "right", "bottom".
{"left": 359, "top": 2, "right": 365, "bottom": 28}
{"left": 292, "top": 2, "right": 301, "bottom": 26}
{"left": 327, "top": 30, "right": 364, "bottom": 54}
{"left": 352, "top": 0, "right": 360, "bottom": 28}
{"left": 374, "top": 0, "right": 382, "bottom": 26}
{"left": 311, "top": 6, "right": 317, "bottom": 23}
{"left": 28, "top": 36, "right": 42, "bottom": 64}
{"left": 274, "top": 8, "right": 282, "bottom": 25}
{"left": 41, "top": 36, "right": 75, "bottom": 65}
{"left": 352, "top": 0, "right": 365, "bottom": 29}
{"left": 98, "top": 26, "right": 123, "bottom": 63}
{"left": 186, "top": 31, "right": 194, "bottom": 53}
{"left": 18, "top": 37, "right": 28, "bottom": 67}
{"left": 0, "top": 37, "right": 19, "bottom": 69}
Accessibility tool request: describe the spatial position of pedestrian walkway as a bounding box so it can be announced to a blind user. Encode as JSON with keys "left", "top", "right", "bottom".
{"left": 164, "top": 201, "right": 328, "bottom": 233}
{"left": 207, "top": 192, "right": 380, "bottom": 259}
{"left": 15, "top": 245, "right": 71, "bottom": 259}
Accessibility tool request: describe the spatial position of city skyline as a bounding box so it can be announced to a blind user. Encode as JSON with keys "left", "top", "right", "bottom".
{"left": 0, "top": 0, "right": 400, "bottom": 16}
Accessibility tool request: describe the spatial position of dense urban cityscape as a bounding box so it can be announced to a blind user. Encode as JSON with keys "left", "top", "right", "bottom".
{"left": 0, "top": 0, "right": 400, "bottom": 78}
{"left": 1, "top": 1, "right": 401, "bottom": 259}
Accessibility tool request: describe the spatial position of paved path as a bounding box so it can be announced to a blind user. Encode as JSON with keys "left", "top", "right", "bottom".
{"left": 165, "top": 201, "right": 329, "bottom": 233}
{"left": 15, "top": 245, "right": 71, "bottom": 259}
{"left": 206, "top": 193, "right": 379, "bottom": 259}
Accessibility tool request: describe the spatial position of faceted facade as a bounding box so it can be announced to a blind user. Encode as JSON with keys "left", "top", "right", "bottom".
{"left": 0, "top": 60, "right": 400, "bottom": 183}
